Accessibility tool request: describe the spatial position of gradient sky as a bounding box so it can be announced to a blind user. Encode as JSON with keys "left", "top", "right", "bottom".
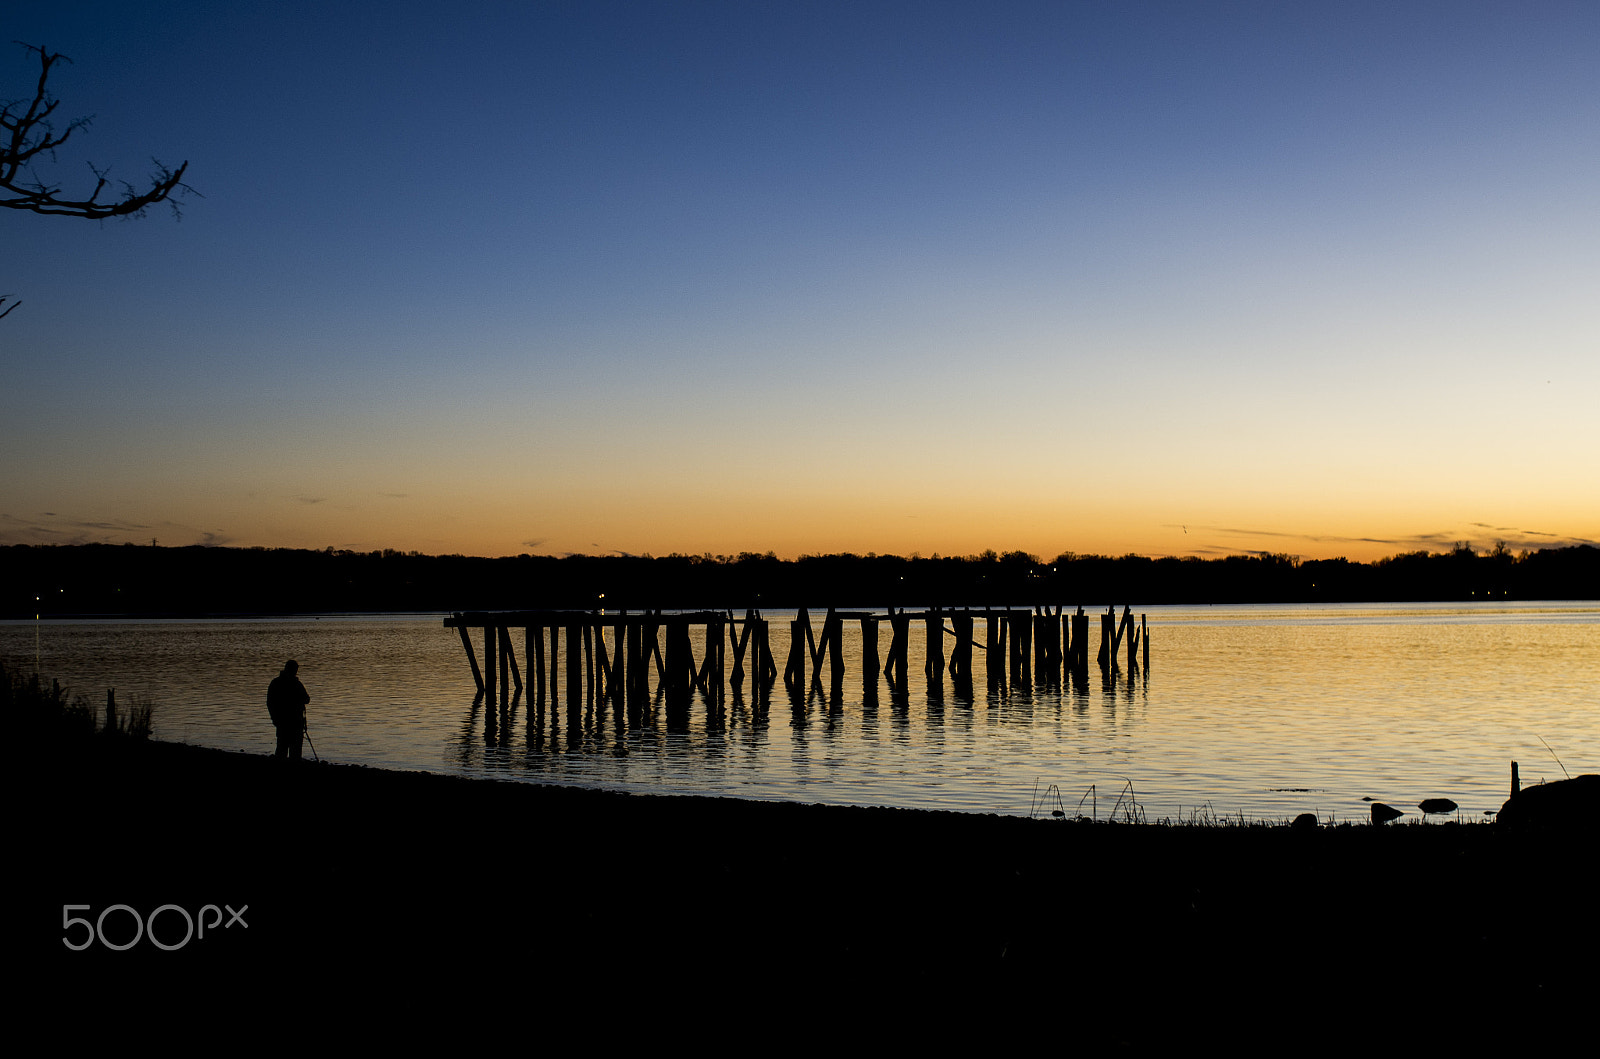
{"left": 4, "top": 1, "right": 1597, "bottom": 561}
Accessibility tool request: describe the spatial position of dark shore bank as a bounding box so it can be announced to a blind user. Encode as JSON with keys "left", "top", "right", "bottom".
{"left": 21, "top": 739, "right": 1596, "bottom": 1047}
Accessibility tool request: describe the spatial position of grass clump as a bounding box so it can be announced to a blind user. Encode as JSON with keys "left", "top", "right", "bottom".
{"left": 3, "top": 661, "right": 154, "bottom": 744}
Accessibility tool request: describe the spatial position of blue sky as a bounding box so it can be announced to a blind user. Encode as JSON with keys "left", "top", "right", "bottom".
{"left": 4, "top": 2, "right": 1597, "bottom": 559}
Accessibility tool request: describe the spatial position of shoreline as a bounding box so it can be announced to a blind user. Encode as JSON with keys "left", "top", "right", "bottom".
{"left": 23, "top": 738, "right": 1597, "bottom": 1044}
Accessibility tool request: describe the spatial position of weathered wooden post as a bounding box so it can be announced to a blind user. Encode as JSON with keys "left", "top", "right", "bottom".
{"left": 827, "top": 609, "right": 845, "bottom": 685}
{"left": 756, "top": 615, "right": 777, "bottom": 690}
{"left": 609, "top": 620, "right": 625, "bottom": 701}
{"left": 1046, "top": 605, "right": 1064, "bottom": 681}
{"left": 786, "top": 608, "right": 807, "bottom": 689}
{"left": 565, "top": 620, "right": 582, "bottom": 709}
{"left": 593, "top": 622, "right": 612, "bottom": 700}
{"left": 1072, "top": 606, "right": 1089, "bottom": 672}
{"left": 626, "top": 618, "right": 642, "bottom": 705}
{"left": 1098, "top": 608, "right": 1112, "bottom": 669}
{"left": 1141, "top": 613, "right": 1149, "bottom": 670}
{"left": 885, "top": 608, "right": 910, "bottom": 684}
{"left": 529, "top": 625, "right": 543, "bottom": 703}
{"left": 492, "top": 626, "right": 504, "bottom": 700}
{"left": 1034, "top": 606, "right": 1062, "bottom": 683}
{"left": 705, "top": 616, "right": 724, "bottom": 704}
{"left": 861, "top": 616, "right": 880, "bottom": 677}
{"left": 950, "top": 612, "right": 974, "bottom": 682}
{"left": 1007, "top": 609, "right": 1030, "bottom": 686}
{"left": 985, "top": 614, "right": 1003, "bottom": 686}
{"left": 484, "top": 625, "right": 497, "bottom": 702}
{"left": 664, "top": 618, "right": 687, "bottom": 705}
{"left": 646, "top": 617, "right": 665, "bottom": 686}
{"left": 502, "top": 630, "right": 521, "bottom": 697}
{"left": 549, "top": 625, "right": 560, "bottom": 702}
{"left": 583, "top": 622, "right": 596, "bottom": 706}
{"left": 925, "top": 608, "right": 945, "bottom": 677}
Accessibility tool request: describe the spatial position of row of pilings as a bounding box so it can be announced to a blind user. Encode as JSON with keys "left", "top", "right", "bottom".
{"left": 444, "top": 605, "right": 1148, "bottom": 709}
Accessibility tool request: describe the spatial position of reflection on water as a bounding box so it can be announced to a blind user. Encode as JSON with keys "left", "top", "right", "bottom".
{"left": 3, "top": 602, "right": 1595, "bottom": 821}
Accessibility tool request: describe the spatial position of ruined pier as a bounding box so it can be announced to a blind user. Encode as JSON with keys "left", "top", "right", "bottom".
{"left": 444, "top": 604, "right": 1148, "bottom": 706}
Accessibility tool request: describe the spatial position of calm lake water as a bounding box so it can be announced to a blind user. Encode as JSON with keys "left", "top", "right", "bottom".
{"left": 5, "top": 602, "right": 1595, "bottom": 822}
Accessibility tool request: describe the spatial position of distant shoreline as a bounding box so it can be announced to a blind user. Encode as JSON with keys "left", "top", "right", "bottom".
{"left": 10, "top": 597, "right": 1600, "bottom": 623}
{"left": 7, "top": 541, "right": 1597, "bottom": 616}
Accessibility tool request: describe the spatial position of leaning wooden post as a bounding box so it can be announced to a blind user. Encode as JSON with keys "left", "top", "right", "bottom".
{"left": 693, "top": 620, "right": 713, "bottom": 696}
{"left": 730, "top": 610, "right": 751, "bottom": 690}
{"left": 592, "top": 620, "right": 610, "bottom": 699}
{"left": 456, "top": 623, "right": 485, "bottom": 694}
{"left": 505, "top": 625, "right": 524, "bottom": 693}
{"left": 807, "top": 608, "right": 830, "bottom": 686}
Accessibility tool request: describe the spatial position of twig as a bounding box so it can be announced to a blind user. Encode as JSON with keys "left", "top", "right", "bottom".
{"left": 1535, "top": 735, "right": 1571, "bottom": 780}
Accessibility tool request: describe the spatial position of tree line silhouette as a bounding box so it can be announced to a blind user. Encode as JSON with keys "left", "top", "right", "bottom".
{"left": 5, "top": 542, "right": 1595, "bottom": 617}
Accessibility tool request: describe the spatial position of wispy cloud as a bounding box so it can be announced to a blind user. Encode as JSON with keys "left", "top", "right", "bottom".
{"left": 1188, "top": 524, "right": 1596, "bottom": 555}
{"left": 0, "top": 513, "right": 229, "bottom": 548}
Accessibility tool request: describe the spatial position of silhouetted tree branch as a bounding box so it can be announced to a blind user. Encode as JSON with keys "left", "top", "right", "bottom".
{"left": 2, "top": 43, "right": 190, "bottom": 220}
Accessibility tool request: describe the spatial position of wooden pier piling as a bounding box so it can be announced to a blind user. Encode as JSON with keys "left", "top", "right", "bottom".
{"left": 444, "top": 601, "right": 1149, "bottom": 714}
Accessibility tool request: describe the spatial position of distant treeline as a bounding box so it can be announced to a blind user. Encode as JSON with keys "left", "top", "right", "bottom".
{"left": 4, "top": 542, "right": 1596, "bottom": 617}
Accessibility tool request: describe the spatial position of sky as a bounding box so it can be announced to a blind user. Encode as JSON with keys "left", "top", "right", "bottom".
{"left": 3, "top": 1, "right": 1597, "bottom": 562}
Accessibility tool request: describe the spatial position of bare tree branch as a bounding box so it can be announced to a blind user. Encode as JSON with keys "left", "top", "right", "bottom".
{"left": 3, "top": 43, "right": 191, "bottom": 221}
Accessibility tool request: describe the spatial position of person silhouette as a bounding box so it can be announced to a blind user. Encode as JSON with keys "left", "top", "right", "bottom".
{"left": 267, "top": 659, "right": 310, "bottom": 760}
